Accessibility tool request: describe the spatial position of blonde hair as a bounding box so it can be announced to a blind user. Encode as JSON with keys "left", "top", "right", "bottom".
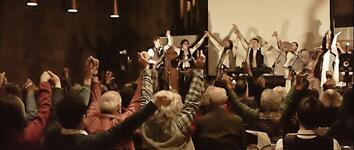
{"left": 100, "top": 91, "right": 122, "bottom": 113}
{"left": 147, "top": 90, "right": 183, "bottom": 130}
{"left": 260, "top": 89, "right": 282, "bottom": 111}
{"left": 272, "top": 86, "right": 287, "bottom": 102}
{"left": 321, "top": 89, "right": 342, "bottom": 108}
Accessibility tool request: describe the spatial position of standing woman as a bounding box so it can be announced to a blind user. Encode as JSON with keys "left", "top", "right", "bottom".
{"left": 172, "top": 33, "right": 208, "bottom": 98}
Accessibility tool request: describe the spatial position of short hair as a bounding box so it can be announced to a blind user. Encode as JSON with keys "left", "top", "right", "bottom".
{"left": 272, "top": 86, "right": 287, "bottom": 102}
{"left": 321, "top": 89, "right": 342, "bottom": 108}
{"left": 180, "top": 39, "right": 190, "bottom": 46}
{"left": 260, "top": 89, "right": 282, "bottom": 111}
{"left": 203, "top": 86, "right": 228, "bottom": 106}
{"left": 57, "top": 93, "right": 87, "bottom": 129}
{"left": 100, "top": 91, "right": 122, "bottom": 113}
{"left": 153, "top": 36, "right": 161, "bottom": 42}
{"left": 234, "top": 79, "right": 247, "bottom": 96}
{"left": 297, "top": 95, "right": 321, "bottom": 129}
{"left": 251, "top": 38, "right": 260, "bottom": 43}
{"left": 292, "top": 42, "right": 299, "bottom": 48}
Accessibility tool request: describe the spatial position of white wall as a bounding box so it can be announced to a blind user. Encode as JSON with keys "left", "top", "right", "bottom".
{"left": 208, "top": 0, "right": 330, "bottom": 75}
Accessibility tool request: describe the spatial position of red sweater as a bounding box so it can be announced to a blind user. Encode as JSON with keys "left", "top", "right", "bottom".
{"left": 20, "top": 82, "right": 52, "bottom": 149}
{"left": 85, "top": 78, "right": 141, "bottom": 150}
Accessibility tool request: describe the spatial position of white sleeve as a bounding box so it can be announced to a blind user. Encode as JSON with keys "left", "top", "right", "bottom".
{"left": 333, "top": 139, "right": 341, "bottom": 150}
{"left": 275, "top": 139, "right": 284, "bottom": 150}
{"left": 163, "top": 35, "right": 173, "bottom": 51}
{"left": 147, "top": 48, "right": 154, "bottom": 57}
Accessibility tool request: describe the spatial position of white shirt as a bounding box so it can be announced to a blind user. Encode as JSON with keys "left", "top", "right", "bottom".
{"left": 275, "top": 129, "right": 341, "bottom": 150}
{"left": 147, "top": 34, "right": 173, "bottom": 65}
{"left": 246, "top": 47, "right": 266, "bottom": 68}
{"left": 61, "top": 128, "right": 88, "bottom": 136}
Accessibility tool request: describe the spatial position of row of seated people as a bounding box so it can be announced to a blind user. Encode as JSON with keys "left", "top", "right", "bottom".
{"left": 0, "top": 53, "right": 352, "bottom": 150}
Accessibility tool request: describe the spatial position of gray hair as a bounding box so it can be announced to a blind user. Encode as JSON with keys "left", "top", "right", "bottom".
{"left": 100, "top": 91, "right": 122, "bottom": 113}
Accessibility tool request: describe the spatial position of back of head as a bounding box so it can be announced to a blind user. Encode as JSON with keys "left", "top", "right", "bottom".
{"left": 321, "top": 89, "right": 342, "bottom": 108}
{"left": 234, "top": 79, "right": 247, "bottom": 97}
{"left": 0, "top": 95, "right": 26, "bottom": 148}
{"left": 204, "top": 86, "right": 228, "bottom": 106}
{"left": 147, "top": 90, "right": 183, "bottom": 129}
{"left": 57, "top": 93, "right": 86, "bottom": 129}
{"left": 2, "top": 82, "right": 21, "bottom": 97}
{"left": 272, "top": 86, "right": 287, "bottom": 102}
{"left": 100, "top": 91, "right": 122, "bottom": 114}
{"left": 260, "top": 89, "right": 282, "bottom": 111}
{"left": 297, "top": 95, "right": 321, "bottom": 129}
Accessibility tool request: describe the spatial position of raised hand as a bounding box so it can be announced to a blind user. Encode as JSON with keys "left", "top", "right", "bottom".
{"left": 104, "top": 70, "right": 115, "bottom": 84}
{"left": 0, "top": 72, "right": 7, "bottom": 87}
{"left": 221, "top": 73, "right": 233, "bottom": 89}
{"left": 23, "top": 79, "right": 35, "bottom": 93}
{"left": 84, "top": 56, "right": 99, "bottom": 82}
{"left": 63, "top": 67, "right": 70, "bottom": 79}
{"left": 48, "top": 71, "right": 61, "bottom": 88}
{"left": 40, "top": 71, "right": 51, "bottom": 83}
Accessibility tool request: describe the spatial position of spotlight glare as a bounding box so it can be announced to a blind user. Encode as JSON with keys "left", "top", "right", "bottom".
{"left": 27, "top": 2, "right": 38, "bottom": 6}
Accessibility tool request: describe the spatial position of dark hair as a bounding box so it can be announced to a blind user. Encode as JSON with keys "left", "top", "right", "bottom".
{"left": 57, "top": 93, "right": 86, "bottom": 129}
{"left": 292, "top": 42, "right": 299, "bottom": 48}
{"left": 152, "top": 36, "right": 161, "bottom": 42}
{"left": 2, "top": 82, "right": 21, "bottom": 97}
{"left": 0, "top": 95, "right": 27, "bottom": 148}
{"left": 225, "top": 39, "right": 233, "bottom": 50}
{"left": 251, "top": 38, "right": 260, "bottom": 43}
{"left": 234, "top": 79, "right": 247, "bottom": 96}
{"left": 180, "top": 39, "right": 190, "bottom": 47}
{"left": 297, "top": 93, "right": 321, "bottom": 129}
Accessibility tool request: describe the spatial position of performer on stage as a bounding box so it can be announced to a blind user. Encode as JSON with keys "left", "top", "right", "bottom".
{"left": 206, "top": 30, "right": 237, "bottom": 70}
{"left": 171, "top": 32, "right": 208, "bottom": 99}
{"left": 146, "top": 30, "right": 173, "bottom": 91}
{"left": 147, "top": 30, "right": 173, "bottom": 68}
{"left": 314, "top": 30, "right": 342, "bottom": 88}
{"left": 235, "top": 29, "right": 279, "bottom": 69}
{"left": 172, "top": 32, "right": 208, "bottom": 70}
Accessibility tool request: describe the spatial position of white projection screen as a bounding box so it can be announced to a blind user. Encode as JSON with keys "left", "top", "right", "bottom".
{"left": 207, "top": 0, "right": 330, "bottom": 75}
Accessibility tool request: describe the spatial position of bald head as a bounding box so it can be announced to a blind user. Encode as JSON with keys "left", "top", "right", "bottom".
{"left": 100, "top": 91, "right": 122, "bottom": 114}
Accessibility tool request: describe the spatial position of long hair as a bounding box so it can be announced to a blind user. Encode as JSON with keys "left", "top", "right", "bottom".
{"left": 0, "top": 95, "right": 27, "bottom": 149}
{"left": 145, "top": 90, "right": 183, "bottom": 131}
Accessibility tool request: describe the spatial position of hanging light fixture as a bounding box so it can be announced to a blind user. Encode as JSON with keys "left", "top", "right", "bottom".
{"left": 26, "top": 0, "right": 38, "bottom": 7}
{"left": 110, "top": 0, "right": 119, "bottom": 18}
{"left": 68, "top": 0, "right": 78, "bottom": 13}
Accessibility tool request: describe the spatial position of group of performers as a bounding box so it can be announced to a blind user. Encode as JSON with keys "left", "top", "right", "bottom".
{"left": 143, "top": 26, "right": 351, "bottom": 96}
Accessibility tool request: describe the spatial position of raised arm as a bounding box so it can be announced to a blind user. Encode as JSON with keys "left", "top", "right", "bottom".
{"left": 331, "top": 31, "right": 342, "bottom": 55}
{"left": 222, "top": 74, "right": 259, "bottom": 121}
{"left": 261, "top": 31, "right": 279, "bottom": 53}
{"left": 139, "top": 51, "right": 153, "bottom": 107}
{"left": 176, "top": 53, "right": 205, "bottom": 136}
{"left": 163, "top": 30, "right": 173, "bottom": 51}
{"left": 23, "top": 71, "right": 53, "bottom": 144}
{"left": 23, "top": 79, "right": 38, "bottom": 120}
{"left": 233, "top": 24, "right": 249, "bottom": 50}
{"left": 85, "top": 56, "right": 102, "bottom": 117}
{"left": 120, "top": 75, "right": 142, "bottom": 119}
{"left": 190, "top": 32, "right": 208, "bottom": 54}
{"left": 206, "top": 31, "right": 224, "bottom": 51}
